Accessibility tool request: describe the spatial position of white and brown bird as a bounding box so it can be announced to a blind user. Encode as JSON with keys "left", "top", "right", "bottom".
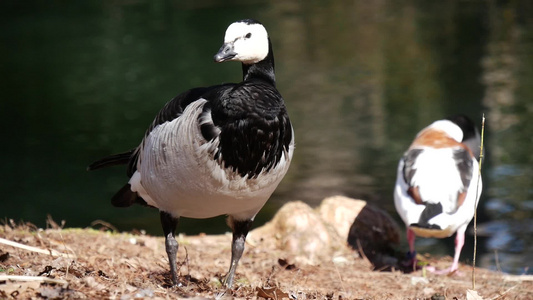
{"left": 88, "top": 19, "right": 294, "bottom": 288}
{"left": 394, "top": 115, "right": 482, "bottom": 274}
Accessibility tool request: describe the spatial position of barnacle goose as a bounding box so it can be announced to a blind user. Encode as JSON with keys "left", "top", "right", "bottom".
{"left": 394, "top": 115, "right": 482, "bottom": 274}
{"left": 88, "top": 19, "right": 294, "bottom": 288}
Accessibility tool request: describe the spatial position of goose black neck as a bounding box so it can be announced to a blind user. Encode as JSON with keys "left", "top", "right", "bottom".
{"left": 242, "top": 38, "right": 276, "bottom": 86}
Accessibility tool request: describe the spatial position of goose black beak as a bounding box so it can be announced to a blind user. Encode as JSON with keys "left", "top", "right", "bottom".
{"left": 214, "top": 42, "right": 237, "bottom": 62}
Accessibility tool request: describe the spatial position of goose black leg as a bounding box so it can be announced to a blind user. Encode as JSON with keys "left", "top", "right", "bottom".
{"left": 223, "top": 217, "right": 253, "bottom": 288}
{"left": 160, "top": 211, "right": 180, "bottom": 286}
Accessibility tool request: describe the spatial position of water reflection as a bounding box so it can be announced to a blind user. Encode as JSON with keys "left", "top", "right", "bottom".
{"left": 479, "top": 0, "right": 533, "bottom": 274}
{"left": 1, "top": 0, "right": 531, "bottom": 274}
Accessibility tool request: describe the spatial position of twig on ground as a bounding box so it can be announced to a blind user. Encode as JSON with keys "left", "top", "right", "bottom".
{"left": 355, "top": 239, "right": 370, "bottom": 264}
{"left": 502, "top": 274, "right": 533, "bottom": 282}
{"left": 46, "top": 214, "right": 65, "bottom": 230}
{"left": 494, "top": 249, "right": 501, "bottom": 273}
{"left": 0, "top": 275, "right": 68, "bottom": 288}
{"left": 90, "top": 220, "right": 118, "bottom": 232}
{"left": 490, "top": 284, "right": 519, "bottom": 300}
{"left": 0, "top": 237, "right": 71, "bottom": 258}
{"left": 183, "top": 246, "right": 190, "bottom": 278}
{"left": 333, "top": 262, "right": 346, "bottom": 296}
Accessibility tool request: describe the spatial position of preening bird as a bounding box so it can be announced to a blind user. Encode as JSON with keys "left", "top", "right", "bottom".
{"left": 393, "top": 115, "right": 482, "bottom": 274}
{"left": 88, "top": 19, "right": 294, "bottom": 288}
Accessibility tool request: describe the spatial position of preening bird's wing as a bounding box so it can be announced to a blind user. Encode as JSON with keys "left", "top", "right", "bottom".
{"left": 453, "top": 148, "right": 474, "bottom": 190}
{"left": 402, "top": 148, "right": 423, "bottom": 185}
{"left": 452, "top": 147, "right": 474, "bottom": 208}
{"left": 401, "top": 146, "right": 474, "bottom": 211}
{"left": 401, "top": 148, "right": 424, "bottom": 205}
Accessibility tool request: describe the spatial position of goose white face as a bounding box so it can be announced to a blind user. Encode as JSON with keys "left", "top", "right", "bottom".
{"left": 214, "top": 21, "right": 269, "bottom": 64}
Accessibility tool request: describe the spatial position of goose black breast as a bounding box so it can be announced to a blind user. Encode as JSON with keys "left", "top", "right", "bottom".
{"left": 205, "top": 79, "right": 292, "bottom": 178}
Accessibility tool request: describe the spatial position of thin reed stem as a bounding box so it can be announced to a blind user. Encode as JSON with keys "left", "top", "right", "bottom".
{"left": 472, "top": 114, "right": 485, "bottom": 290}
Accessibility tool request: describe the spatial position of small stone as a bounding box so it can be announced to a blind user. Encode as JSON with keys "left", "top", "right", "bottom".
{"left": 410, "top": 276, "right": 429, "bottom": 285}
{"left": 317, "top": 196, "right": 367, "bottom": 240}
{"left": 250, "top": 201, "right": 346, "bottom": 264}
{"left": 332, "top": 256, "right": 349, "bottom": 265}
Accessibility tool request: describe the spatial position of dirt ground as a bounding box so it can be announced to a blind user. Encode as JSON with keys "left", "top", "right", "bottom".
{"left": 0, "top": 220, "right": 531, "bottom": 300}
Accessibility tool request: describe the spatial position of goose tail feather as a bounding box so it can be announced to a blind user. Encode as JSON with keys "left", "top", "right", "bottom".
{"left": 87, "top": 149, "right": 135, "bottom": 171}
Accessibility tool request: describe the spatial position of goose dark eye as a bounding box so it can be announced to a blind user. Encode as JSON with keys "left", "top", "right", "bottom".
{"left": 245, "top": 33, "right": 252, "bottom": 38}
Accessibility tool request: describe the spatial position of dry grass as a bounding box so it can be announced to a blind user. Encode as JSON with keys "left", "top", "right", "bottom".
{"left": 0, "top": 223, "right": 531, "bottom": 299}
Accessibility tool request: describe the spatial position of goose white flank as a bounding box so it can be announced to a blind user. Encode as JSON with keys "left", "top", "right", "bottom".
{"left": 394, "top": 115, "right": 482, "bottom": 274}
{"left": 88, "top": 19, "right": 294, "bottom": 289}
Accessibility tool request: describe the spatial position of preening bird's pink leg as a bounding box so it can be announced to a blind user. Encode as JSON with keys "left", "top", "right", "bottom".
{"left": 428, "top": 228, "right": 466, "bottom": 275}
{"left": 406, "top": 228, "right": 417, "bottom": 271}
{"left": 407, "top": 228, "right": 416, "bottom": 255}
{"left": 450, "top": 228, "right": 465, "bottom": 273}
